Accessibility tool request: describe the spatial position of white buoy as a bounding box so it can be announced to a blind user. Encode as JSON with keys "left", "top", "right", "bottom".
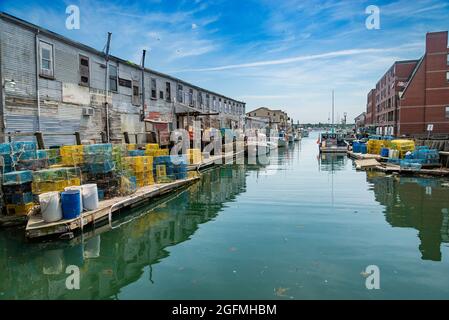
{"left": 39, "top": 192, "right": 63, "bottom": 222}
{"left": 64, "top": 186, "right": 83, "bottom": 213}
{"left": 82, "top": 184, "right": 99, "bottom": 211}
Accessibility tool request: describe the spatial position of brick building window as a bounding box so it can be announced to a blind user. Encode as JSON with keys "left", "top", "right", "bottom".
{"left": 446, "top": 72, "right": 449, "bottom": 82}
{"left": 446, "top": 106, "right": 449, "bottom": 119}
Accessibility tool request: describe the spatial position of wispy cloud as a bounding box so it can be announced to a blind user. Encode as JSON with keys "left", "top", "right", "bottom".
{"left": 171, "top": 44, "right": 421, "bottom": 72}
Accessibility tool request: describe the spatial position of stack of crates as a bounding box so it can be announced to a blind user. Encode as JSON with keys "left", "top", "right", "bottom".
{"left": 144, "top": 143, "right": 170, "bottom": 157}
{"left": 37, "top": 148, "right": 61, "bottom": 165}
{"left": 123, "top": 156, "right": 154, "bottom": 188}
{"left": 390, "top": 140, "right": 415, "bottom": 158}
{"left": 2, "top": 170, "right": 34, "bottom": 216}
{"left": 0, "top": 141, "right": 37, "bottom": 173}
{"left": 127, "top": 144, "right": 137, "bottom": 151}
{"left": 186, "top": 149, "right": 202, "bottom": 165}
{"left": 112, "top": 144, "right": 127, "bottom": 171}
{"left": 128, "top": 149, "right": 145, "bottom": 157}
{"left": 411, "top": 146, "right": 440, "bottom": 165}
{"left": 32, "top": 167, "right": 81, "bottom": 194}
{"left": 60, "top": 145, "right": 84, "bottom": 166}
{"left": 367, "top": 140, "right": 392, "bottom": 155}
{"left": 83, "top": 144, "right": 119, "bottom": 199}
{"left": 153, "top": 156, "right": 174, "bottom": 183}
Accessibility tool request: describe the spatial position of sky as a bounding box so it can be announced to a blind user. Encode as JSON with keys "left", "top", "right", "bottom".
{"left": 1, "top": 0, "right": 448, "bottom": 123}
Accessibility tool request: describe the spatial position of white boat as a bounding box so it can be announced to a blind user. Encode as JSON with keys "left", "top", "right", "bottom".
{"left": 294, "top": 130, "right": 301, "bottom": 141}
{"left": 319, "top": 132, "right": 348, "bottom": 153}
{"left": 278, "top": 132, "right": 287, "bottom": 148}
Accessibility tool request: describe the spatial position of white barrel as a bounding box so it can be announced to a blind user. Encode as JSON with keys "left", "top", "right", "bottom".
{"left": 39, "top": 192, "right": 63, "bottom": 223}
{"left": 82, "top": 184, "right": 99, "bottom": 211}
{"left": 64, "top": 186, "right": 83, "bottom": 213}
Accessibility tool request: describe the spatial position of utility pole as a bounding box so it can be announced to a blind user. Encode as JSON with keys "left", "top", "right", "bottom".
{"left": 141, "top": 49, "right": 146, "bottom": 121}
{"left": 104, "top": 32, "right": 112, "bottom": 143}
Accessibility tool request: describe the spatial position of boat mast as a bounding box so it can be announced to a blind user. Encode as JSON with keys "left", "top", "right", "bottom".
{"left": 332, "top": 90, "right": 335, "bottom": 133}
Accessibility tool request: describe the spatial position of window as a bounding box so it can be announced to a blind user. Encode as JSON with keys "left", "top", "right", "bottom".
{"left": 151, "top": 78, "right": 157, "bottom": 99}
{"left": 219, "top": 98, "right": 222, "bottom": 112}
{"left": 189, "top": 89, "right": 194, "bottom": 106}
{"left": 206, "top": 94, "right": 210, "bottom": 109}
{"left": 446, "top": 106, "right": 449, "bottom": 119}
{"left": 447, "top": 54, "right": 449, "bottom": 65}
{"left": 165, "top": 82, "right": 171, "bottom": 101}
{"left": 79, "top": 55, "right": 89, "bottom": 86}
{"left": 177, "top": 84, "right": 183, "bottom": 103}
{"left": 109, "top": 64, "right": 118, "bottom": 92}
{"left": 213, "top": 96, "right": 217, "bottom": 110}
{"left": 159, "top": 91, "right": 164, "bottom": 100}
{"left": 39, "top": 41, "right": 54, "bottom": 78}
{"left": 132, "top": 80, "right": 140, "bottom": 105}
{"left": 198, "top": 91, "right": 203, "bottom": 107}
{"left": 447, "top": 71, "right": 449, "bottom": 82}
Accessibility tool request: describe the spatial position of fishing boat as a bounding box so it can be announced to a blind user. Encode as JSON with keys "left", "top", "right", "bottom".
{"left": 288, "top": 133, "right": 295, "bottom": 144}
{"left": 278, "top": 132, "right": 287, "bottom": 148}
{"left": 318, "top": 132, "right": 348, "bottom": 153}
{"left": 319, "top": 90, "right": 347, "bottom": 153}
{"left": 294, "top": 130, "right": 301, "bottom": 141}
{"left": 301, "top": 129, "right": 309, "bottom": 138}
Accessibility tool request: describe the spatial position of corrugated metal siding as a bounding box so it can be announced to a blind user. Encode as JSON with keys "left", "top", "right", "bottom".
{"left": 1, "top": 20, "right": 36, "bottom": 98}
{"left": 1, "top": 16, "right": 245, "bottom": 145}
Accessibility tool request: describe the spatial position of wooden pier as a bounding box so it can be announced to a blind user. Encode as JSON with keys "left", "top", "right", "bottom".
{"left": 26, "top": 176, "right": 200, "bottom": 239}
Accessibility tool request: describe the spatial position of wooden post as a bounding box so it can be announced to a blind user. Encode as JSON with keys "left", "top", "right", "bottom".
{"left": 34, "top": 132, "right": 45, "bottom": 150}
{"left": 123, "top": 131, "right": 130, "bottom": 144}
{"left": 100, "top": 131, "right": 107, "bottom": 144}
{"left": 74, "top": 132, "right": 82, "bottom": 145}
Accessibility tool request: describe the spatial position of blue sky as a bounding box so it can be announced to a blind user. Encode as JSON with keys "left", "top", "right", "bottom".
{"left": 1, "top": 0, "right": 449, "bottom": 123}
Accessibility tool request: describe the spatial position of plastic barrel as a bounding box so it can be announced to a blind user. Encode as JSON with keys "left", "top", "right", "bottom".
{"left": 39, "top": 192, "right": 63, "bottom": 223}
{"left": 64, "top": 186, "right": 83, "bottom": 214}
{"left": 61, "top": 190, "right": 81, "bottom": 219}
{"left": 82, "top": 184, "right": 99, "bottom": 211}
{"left": 360, "top": 144, "right": 367, "bottom": 154}
{"left": 381, "top": 148, "right": 389, "bottom": 157}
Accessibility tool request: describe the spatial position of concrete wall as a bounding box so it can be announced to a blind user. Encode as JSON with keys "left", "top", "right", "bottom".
{"left": 0, "top": 14, "right": 245, "bottom": 146}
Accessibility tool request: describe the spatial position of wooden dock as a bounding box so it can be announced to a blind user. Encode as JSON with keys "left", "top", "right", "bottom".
{"left": 347, "top": 151, "right": 381, "bottom": 160}
{"left": 25, "top": 176, "right": 200, "bottom": 239}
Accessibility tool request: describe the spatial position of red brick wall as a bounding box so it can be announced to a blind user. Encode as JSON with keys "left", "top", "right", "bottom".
{"left": 399, "top": 31, "right": 449, "bottom": 135}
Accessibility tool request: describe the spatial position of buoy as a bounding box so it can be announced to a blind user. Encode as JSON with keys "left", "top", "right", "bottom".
{"left": 39, "top": 191, "right": 63, "bottom": 222}
{"left": 64, "top": 186, "right": 83, "bottom": 213}
{"left": 82, "top": 184, "right": 99, "bottom": 211}
{"left": 61, "top": 190, "right": 81, "bottom": 219}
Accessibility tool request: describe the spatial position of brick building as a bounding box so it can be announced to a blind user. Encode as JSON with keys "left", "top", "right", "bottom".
{"left": 364, "top": 31, "right": 449, "bottom": 136}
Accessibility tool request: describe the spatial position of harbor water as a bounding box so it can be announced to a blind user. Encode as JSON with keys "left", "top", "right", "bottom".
{"left": 1, "top": 132, "right": 449, "bottom": 299}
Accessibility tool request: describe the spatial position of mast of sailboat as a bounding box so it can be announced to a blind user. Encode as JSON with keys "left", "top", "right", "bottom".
{"left": 331, "top": 90, "right": 335, "bottom": 134}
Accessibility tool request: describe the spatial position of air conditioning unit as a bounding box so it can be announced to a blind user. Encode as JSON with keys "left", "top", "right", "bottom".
{"left": 82, "top": 107, "right": 94, "bottom": 116}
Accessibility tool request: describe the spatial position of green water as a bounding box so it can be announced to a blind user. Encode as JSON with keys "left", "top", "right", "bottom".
{"left": 1, "top": 132, "right": 449, "bottom": 300}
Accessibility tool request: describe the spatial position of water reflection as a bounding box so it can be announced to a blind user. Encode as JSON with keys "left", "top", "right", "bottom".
{"left": 318, "top": 153, "right": 347, "bottom": 172}
{"left": 367, "top": 172, "right": 449, "bottom": 261}
{"left": 0, "top": 165, "right": 247, "bottom": 299}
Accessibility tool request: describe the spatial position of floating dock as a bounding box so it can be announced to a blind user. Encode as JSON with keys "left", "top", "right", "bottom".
{"left": 26, "top": 176, "right": 200, "bottom": 239}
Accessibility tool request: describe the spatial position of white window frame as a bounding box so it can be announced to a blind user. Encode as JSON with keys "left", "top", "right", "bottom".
{"left": 39, "top": 41, "right": 54, "bottom": 78}
{"left": 446, "top": 106, "right": 449, "bottom": 119}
